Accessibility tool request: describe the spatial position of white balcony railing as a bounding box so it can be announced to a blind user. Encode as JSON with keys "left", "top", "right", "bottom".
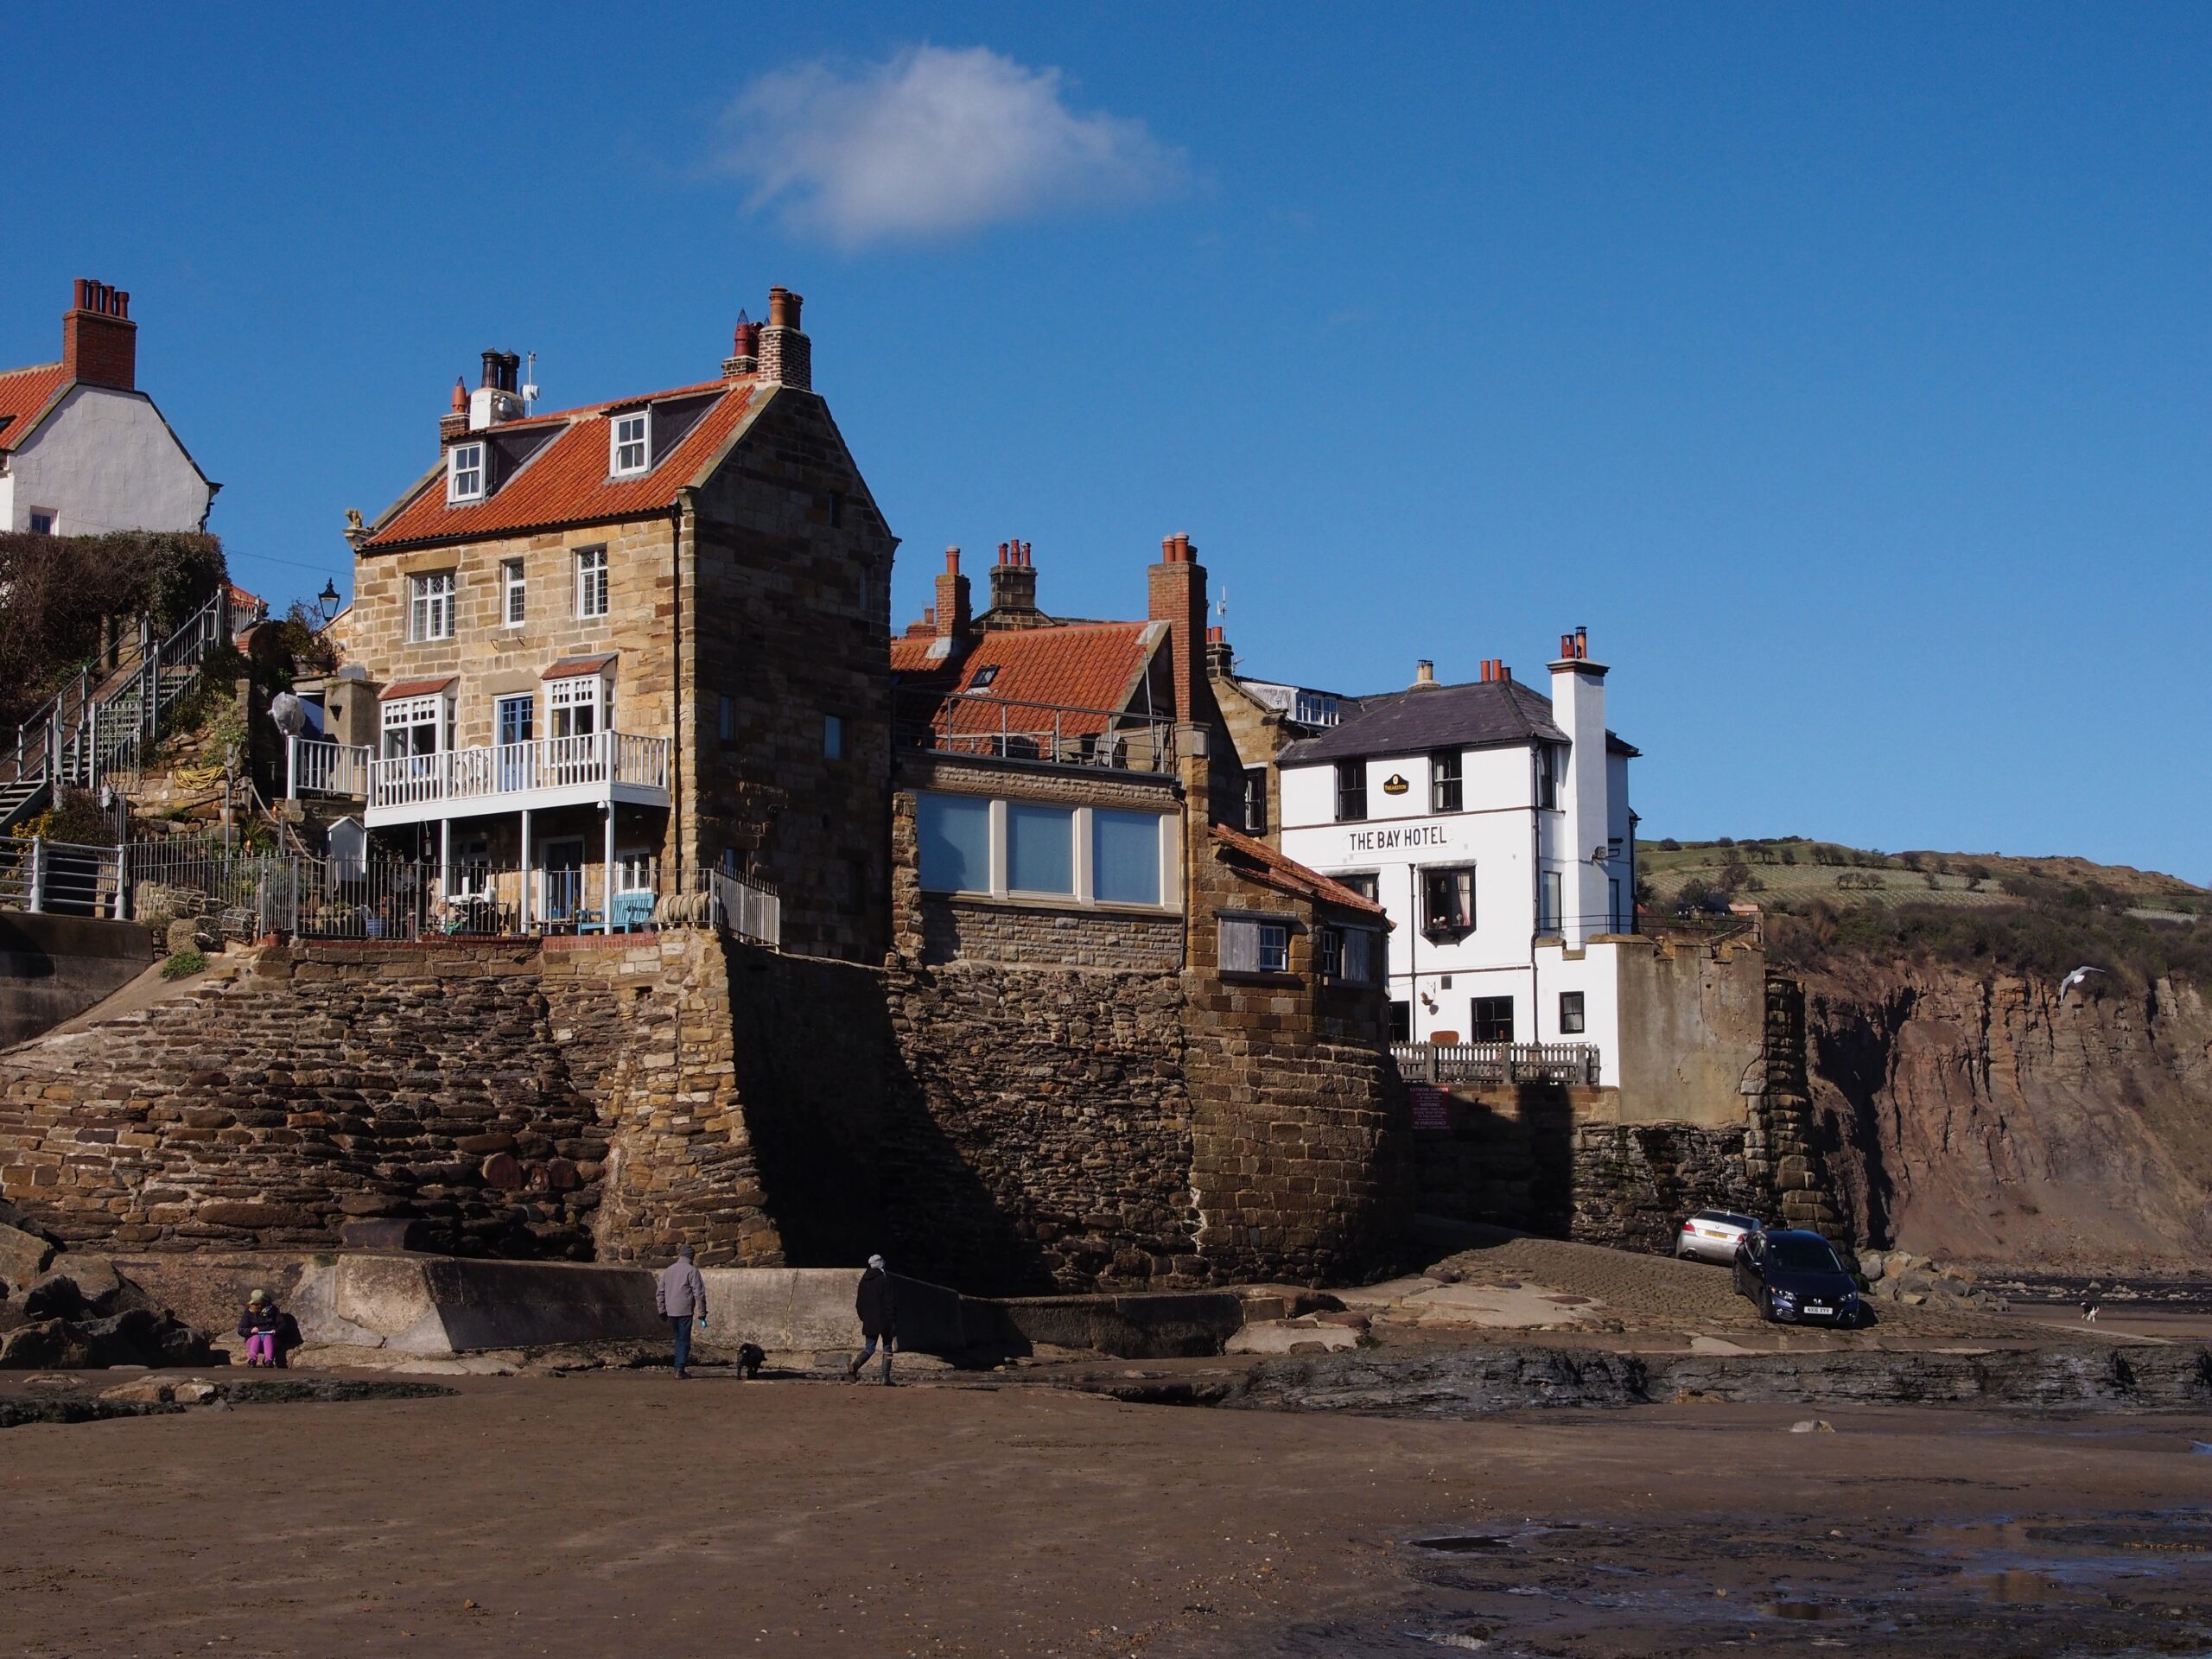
{"left": 289, "top": 732, "right": 671, "bottom": 812}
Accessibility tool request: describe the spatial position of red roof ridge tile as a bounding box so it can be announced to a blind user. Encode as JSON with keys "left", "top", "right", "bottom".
{"left": 1210, "top": 823, "right": 1390, "bottom": 917}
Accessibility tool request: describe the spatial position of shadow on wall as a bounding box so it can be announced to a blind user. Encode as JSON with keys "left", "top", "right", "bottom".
{"left": 1412, "top": 1084, "right": 1577, "bottom": 1238}
{"left": 721, "top": 944, "right": 1053, "bottom": 1294}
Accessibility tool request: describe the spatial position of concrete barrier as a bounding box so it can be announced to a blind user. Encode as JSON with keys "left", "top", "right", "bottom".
{"left": 121, "top": 1251, "right": 1255, "bottom": 1361}
{"left": 292, "top": 1255, "right": 664, "bottom": 1354}
{"left": 0, "top": 912, "right": 156, "bottom": 1048}
{"left": 696, "top": 1268, "right": 968, "bottom": 1355}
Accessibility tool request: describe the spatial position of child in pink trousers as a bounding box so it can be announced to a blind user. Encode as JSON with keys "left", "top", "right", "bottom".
{"left": 237, "top": 1288, "right": 282, "bottom": 1366}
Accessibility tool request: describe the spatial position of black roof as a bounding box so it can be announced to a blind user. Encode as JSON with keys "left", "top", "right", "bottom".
{"left": 1279, "top": 677, "right": 1639, "bottom": 766}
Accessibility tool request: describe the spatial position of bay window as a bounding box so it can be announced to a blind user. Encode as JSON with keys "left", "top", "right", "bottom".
{"left": 914, "top": 792, "right": 1171, "bottom": 908}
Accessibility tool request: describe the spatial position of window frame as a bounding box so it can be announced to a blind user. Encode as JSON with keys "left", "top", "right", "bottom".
{"left": 1470, "top": 995, "right": 1516, "bottom": 1044}
{"left": 547, "top": 673, "right": 604, "bottom": 738}
{"left": 407, "top": 570, "right": 456, "bottom": 643}
{"left": 1536, "top": 743, "right": 1560, "bottom": 810}
{"left": 1220, "top": 914, "right": 1293, "bottom": 976}
{"left": 717, "top": 695, "right": 735, "bottom": 745}
{"left": 1429, "top": 748, "right": 1463, "bottom": 814}
{"left": 1540, "top": 870, "right": 1564, "bottom": 936}
{"left": 26, "top": 510, "right": 56, "bottom": 535}
{"left": 1559, "top": 990, "right": 1586, "bottom": 1035}
{"left": 574, "top": 544, "right": 609, "bottom": 620}
{"left": 501, "top": 558, "right": 526, "bottom": 627}
{"left": 823, "top": 712, "right": 847, "bottom": 760}
{"left": 610, "top": 410, "right": 650, "bottom": 477}
{"left": 447, "top": 442, "right": 486, "bottom": 503}
{"left": 1334, "top": 759, "right": 1368, "bottom": 823}
{"left": 1421, "top": 864, "right": 1477, "bottom": 938}
{"left": 380, "top": 692, "right": 448, "bottom": 760}
{"left": 1242, "top": 766, "right": 1268, "bottom": 834}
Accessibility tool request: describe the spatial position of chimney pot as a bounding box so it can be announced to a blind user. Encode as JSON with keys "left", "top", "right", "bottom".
{"left": 451, "top": 378, "right": 467, "bottom": 412}
{"left": 62, "top": 276, "right": 137, "bottom": 390}
{"left": 1413, "top": 659, "right": 1437, "bottom": 688}
{"left": 767, "top": 286, "right": 803, "bottom": 330}
{"left": 945, "top": 546, "right": 961, "bottom": 575}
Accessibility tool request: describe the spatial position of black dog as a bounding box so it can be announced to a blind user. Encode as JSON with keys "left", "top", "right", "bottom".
{"left": 734, "top": 1342, "right": 766, "bottom": 1378}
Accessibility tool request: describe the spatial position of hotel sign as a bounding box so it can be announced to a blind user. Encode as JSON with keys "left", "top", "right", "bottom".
{"left": 1343, "top": 823, "right": 1451, "bottom": 855}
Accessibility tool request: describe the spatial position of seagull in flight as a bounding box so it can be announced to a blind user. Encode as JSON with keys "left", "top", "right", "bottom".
{"left": 2058, "top": 965, "right": 2107, "bottom": 1001}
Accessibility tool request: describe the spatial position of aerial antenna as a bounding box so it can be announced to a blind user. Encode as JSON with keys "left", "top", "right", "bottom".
{"left": 521, "top": 351, "right": 539, "bottom": 412}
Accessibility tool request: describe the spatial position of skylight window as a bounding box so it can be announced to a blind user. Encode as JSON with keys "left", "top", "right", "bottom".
{"left": 448, "top": 442, "right": 485, "bottom": 503}
{"left": 612, "top": 411, "right": 649, "bottom": 476}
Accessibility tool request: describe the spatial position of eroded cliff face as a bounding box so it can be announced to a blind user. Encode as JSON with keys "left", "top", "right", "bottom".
{"left": 1802, "top": 960, "right": 2212, "bottom": 1270}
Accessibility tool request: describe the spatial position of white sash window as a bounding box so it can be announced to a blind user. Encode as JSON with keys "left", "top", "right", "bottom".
{"left": 548, "top": 674, "right": 604, "bottom": 738}
{"left": 381, "top": 694, "right": 448, "bottom": 760}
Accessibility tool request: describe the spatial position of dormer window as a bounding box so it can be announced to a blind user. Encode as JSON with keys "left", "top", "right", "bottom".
{"left": 612, "top": 411, "right": 649, "bottom": 476}
{"left": 448, "top": 442, "right": 485, "bottom": 503}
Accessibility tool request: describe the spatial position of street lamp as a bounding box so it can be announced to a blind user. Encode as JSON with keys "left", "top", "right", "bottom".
{"left": 316, "top": 579, "right": 341, "bottom": 623}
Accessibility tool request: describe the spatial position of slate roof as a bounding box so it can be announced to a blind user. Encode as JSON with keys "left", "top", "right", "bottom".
{"left": 360, "top": 379, "right": 765, "bottom": 551}
{"left": 1277, "top": 677, "right": 1638, "bottom": 764}
{"left": 893, "top": 622, "right": 1165, "bottom": 739}
{"left": 1210, "top": 824, "right": 1390, "bottom": 918}
{"left": 0, "top": 362, "right": 70, "bottom": 453}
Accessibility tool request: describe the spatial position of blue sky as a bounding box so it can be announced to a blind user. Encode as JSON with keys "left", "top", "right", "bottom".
{"left": 7, "top": 4, "right": 2207, "bottom": 880}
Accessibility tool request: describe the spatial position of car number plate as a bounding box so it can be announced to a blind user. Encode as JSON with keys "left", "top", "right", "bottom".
{"left": 1804, "top": 1303, "right": 1831, "bottom": 1314}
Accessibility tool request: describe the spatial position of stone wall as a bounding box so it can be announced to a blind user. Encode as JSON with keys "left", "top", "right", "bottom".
{"left": 918, "top": 897, "right": 1183, "bottom": 971}
{"left": 1410, "top": 971, "right": 1853, "bottom": 1255}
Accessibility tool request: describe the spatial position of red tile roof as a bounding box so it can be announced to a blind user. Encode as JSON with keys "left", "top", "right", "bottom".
{"left": 888, "top": 635, "right": 943, "bottom": 675}
{"left": 542, "top": 652, "right": 616, "bottom": 679}
{"left": 0, "top": 362, "right": 69, "bottom": 453}
{"left": 360, "top": 379, "right": 763, "bottom": 550}
{"left": 897, "top": 622, "right": 1163, "bottom": 740}
{"left": 378, "top": 676, "right": 458, "bottom": 700}
{"left": 1209, "top": 824, "right": 1390, "bottom": 918}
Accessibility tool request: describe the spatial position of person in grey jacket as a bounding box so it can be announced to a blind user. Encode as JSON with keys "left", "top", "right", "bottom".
{"left": 656, "top": 1243, "right": 707, "bottom": 1378}
{"left": 847, "top": 1253, "right": 896, "bottom": 1385}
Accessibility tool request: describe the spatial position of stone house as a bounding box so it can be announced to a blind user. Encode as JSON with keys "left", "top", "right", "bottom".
{"left": 0, "top": 278, "right": 217, "bottom": 536}
{"left": 308, "top": 289, "right": 895, "bottom": 960}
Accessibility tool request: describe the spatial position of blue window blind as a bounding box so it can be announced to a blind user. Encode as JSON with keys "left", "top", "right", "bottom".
{"left": 918, "top": 794, "right": 991, "bottom": 893}
{"left": 1006, "top": 804, "right": 1074, "bottom": 894}
{"left": 1091, "top": 810, "right": 1160, "bottom": 906}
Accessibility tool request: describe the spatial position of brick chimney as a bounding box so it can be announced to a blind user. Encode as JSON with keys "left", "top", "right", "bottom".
{"left": 932, "top": 547, "right": 971, "bottom": 654}
{"left": 63, "top": 279, "right": 136, "bottom": 390}
{"left": 1409, "top": 658, "right": 1440, "bottom": 690}
{"left": 724, "top": 310, "right": 760, "bottom": 378}
{"left": 760, "top": 287, "right": 810, "bottom": 391}
{"left": 439, "top": 378, "right": 468, "bottom": 441}
{"left": 1205, "top": 625, "right": 1233, "bottom": 677}
{"left": 1147, "top": 532, "right": 1211, "bottom": 725}
{"left": 987, "top": 538, "right": 1041, "bottom": 628}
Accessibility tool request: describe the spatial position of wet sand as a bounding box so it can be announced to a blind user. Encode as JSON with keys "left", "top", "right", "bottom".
{"left": 3, "top": 1369, "right": 2209, "bottom": 1656}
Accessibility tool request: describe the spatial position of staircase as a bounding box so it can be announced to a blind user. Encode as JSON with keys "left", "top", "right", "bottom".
{"left": 0, "top": 593, "right": 238, "bottom": 836}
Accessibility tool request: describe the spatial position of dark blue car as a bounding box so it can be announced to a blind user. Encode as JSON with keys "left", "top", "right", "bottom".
{"left": 1732, "top": 1228, "right": 1862, "bottom": 1326}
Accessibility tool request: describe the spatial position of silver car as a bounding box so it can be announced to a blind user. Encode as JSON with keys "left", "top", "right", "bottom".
{"left": 1676, "top": 1209, "right": 1763, "bottom": 1264}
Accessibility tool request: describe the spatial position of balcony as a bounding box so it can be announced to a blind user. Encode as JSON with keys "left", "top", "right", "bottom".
{"left": 289, "top": 732, "right": 672, "bottom": 827}
{"left": 1391, "top": 1041, "right": 1602, "bottom": 1088}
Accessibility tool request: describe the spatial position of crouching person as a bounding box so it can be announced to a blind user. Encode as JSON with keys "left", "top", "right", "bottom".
{"left": 238, "top": 1288, "right": 283, "bottom": 1366}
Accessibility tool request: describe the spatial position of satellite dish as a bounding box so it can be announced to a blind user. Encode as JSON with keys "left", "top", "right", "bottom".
{"left": 270, "top": 693, "right": 308, "bottom": 737}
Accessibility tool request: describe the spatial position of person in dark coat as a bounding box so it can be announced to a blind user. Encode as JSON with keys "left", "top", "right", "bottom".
{"left": 655, "top": 1244, "right": 708, "bottom": 1379}
{"left": 847, "top": 1254, "right": 896, "bottom": 1385}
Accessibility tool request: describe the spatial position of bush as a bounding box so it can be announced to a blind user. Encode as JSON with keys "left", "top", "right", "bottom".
{"left": 160, "top": 949, "right": 207, "bottom": 980}
{"left": 1657, "top": 836, "right": 1682, "bottom": 852}
{"left": 1779, "top": 847, "right": 1798, "bottom": 866}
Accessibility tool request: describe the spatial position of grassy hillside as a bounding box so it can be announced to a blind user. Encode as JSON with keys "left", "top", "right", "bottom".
{"left": 1639, "top": 836, "right": 2212, "bottom": 986}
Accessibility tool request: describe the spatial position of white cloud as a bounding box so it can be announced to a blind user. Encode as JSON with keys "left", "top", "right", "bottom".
{"left": 722, "top": 45, "right": 1184, "bottom": 247}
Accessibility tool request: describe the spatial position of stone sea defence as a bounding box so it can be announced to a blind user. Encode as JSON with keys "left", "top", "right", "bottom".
{"left": 0, "top": 929, "right": 1410, "bottom": 1294}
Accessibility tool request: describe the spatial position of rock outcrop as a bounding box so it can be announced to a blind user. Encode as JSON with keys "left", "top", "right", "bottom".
{"left": 1802, "top": 961, "right": 2212, "bottom": 1272}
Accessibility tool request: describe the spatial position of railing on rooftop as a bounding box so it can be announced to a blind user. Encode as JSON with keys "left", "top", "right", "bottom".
{"left": 893, "top": 690, "right": 1177, "bottom": 775}
{"left": 1391, "top": 1041, "right": 1601, "bottom": 1088}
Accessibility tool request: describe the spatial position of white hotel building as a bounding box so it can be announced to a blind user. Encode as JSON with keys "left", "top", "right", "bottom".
{"left": 1275, "top": 632, "right": 1638, "bottom": 1079}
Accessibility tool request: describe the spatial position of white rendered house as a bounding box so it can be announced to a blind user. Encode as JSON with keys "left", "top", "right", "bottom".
{"left": 1276, "top": 632, "right": 1637, "bottom": 1078}
{"left": 0, "top": 279, "right": 216, "bottom": 537}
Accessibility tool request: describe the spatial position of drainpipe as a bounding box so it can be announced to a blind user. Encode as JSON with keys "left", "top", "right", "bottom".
{"left": 669, "top": 495, "right": 688, "bottom": 899}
